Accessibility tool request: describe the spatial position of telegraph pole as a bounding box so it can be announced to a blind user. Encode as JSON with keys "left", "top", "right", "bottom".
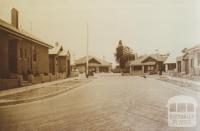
{"left": 86, "top": 23, "right": 89, "bottom": 78}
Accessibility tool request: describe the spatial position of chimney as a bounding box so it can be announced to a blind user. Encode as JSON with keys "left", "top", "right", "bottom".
{"left": 11, "top": 8, "right": 19, "bottom": 29}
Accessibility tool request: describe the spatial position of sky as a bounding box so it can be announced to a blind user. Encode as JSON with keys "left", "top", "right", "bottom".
{"left": 1, "top": 0, "right": 200, "bottom": 65}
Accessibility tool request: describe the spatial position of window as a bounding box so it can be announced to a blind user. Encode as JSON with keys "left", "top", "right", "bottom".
{"left": 32, "top": 46, "right": 37, "bottom": 61}
{"left": 148, "top": 66, "right": 154, "bottom": 71}
{"left": 24, "top": 49, "right": 27, "bottom": 59}
{"left": 20, "top": 48, "right": 23, "bottom": 58}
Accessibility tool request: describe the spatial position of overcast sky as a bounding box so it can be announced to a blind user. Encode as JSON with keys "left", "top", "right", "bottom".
{"left": 1, "top": 0, "right": 200, "bottom": 65}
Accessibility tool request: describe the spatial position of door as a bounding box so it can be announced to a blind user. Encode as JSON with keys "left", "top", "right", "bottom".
{"left": 8, "top": 40, "right": 17, "bottom": 73}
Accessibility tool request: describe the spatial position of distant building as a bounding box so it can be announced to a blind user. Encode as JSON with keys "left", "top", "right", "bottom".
{"left": 129, "top": 54, "right": 168, "bottom": 75}
{"left": 49, "top": 43, "right": 71, "bottom": 77}
{"left": 164, "top": 55, "right": 176, "bottom": 73}
{"left": 176, "top": 45, "right": 200, "bottom": 75}
{"left": 0, "top": 8, "right": 53, "bottom": 89}
{"left": 75, "top": 56, "right": 112, "bottom": 73}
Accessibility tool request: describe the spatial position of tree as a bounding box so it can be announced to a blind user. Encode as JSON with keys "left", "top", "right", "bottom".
{"left": 115, "top": 40, "right": 135, "bottom": 69}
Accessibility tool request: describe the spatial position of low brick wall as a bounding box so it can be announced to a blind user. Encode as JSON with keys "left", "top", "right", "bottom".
{"left": 0, "top": 72, "right": 69, "bottom": 90}
{"left": 50, "top": 74, "right": 57, "bottom": 81}
{"left": 58, "top": 73, "right": 66, "bottom": 79}
{"left": 32, "top": 76, "right": 42, "bottom": 84}
{"left": 42, "top": 75, "right": 50, "bottom": 83}
{"left": 28, "top": 73, "right": 68, "bottom": 84}
{"left": 0, "top": 79, "right": 19, "bottom": 90}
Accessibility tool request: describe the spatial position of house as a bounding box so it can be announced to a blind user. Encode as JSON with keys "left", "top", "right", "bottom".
{"left": 75, "top": 56, "right": 112, "bottom": 73}
{"left": 129, "top": 54, "right": 168, "bottom": 75}
{"left": 176, "top": 45, "right": 200, "bottom": 76}
{"left": 164, "top": 55, "right": 176, "bottom": 73}
{"left": 49, "top": 43, "right": 71, "bottom": 77}
{"left": 0, "top": 8, "right": 54, "bottom": 89}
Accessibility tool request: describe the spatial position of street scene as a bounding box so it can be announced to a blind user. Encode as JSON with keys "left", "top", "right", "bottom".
{"left": 1, "top": 0, "right": 200, "bottom": 131}
{"left": 0, "top": 74, "right": 200, "bottom": 131}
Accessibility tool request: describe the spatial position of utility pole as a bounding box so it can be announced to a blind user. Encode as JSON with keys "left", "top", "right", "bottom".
{"left": 30, "top": 22, "right": 33, "bottom": 73}
{"left": 86, "top": 23, "right": 89, "bottom": 78}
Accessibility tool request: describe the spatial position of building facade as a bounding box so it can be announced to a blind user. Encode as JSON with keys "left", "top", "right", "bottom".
{"left": 0, "top": 8, "right": 53, "bottom": 89}
{"left": 164, "top": 55, "right": 176, "bottom": 73}
{"left": 129, "top": 54, "right": 168, "bottom": 75}
{"left": 75, "top": 56, "right": 112, "bottom": 73}
{"left": 49, "top": 43, "right": 71, "bottom": 77}
{"left": 176, "top": 45, "right": 200, "bottom": 76}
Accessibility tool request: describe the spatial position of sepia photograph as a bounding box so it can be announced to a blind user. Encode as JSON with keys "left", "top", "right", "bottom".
{"left": 0, "top": 0, "right": 200, "bottom": 131}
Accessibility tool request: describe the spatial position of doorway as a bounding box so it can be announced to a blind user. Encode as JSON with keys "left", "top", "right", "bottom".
{"left": 8, "top": 39, "right": 17, "bottom": 73}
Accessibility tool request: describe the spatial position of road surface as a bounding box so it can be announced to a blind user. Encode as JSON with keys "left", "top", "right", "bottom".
{"left": 0, "top": 74, "right": 200, "bottom": 131}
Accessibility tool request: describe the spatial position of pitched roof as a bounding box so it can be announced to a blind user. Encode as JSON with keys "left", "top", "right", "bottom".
{"left": 129, "top": 55, "right": 146, "bottom": 66}
{"left": 176, "top": 45, "right": 200, "bottom": 60}
{"left": 130, "top": 53, "right": 168, "bottom": 66}
{"left": 49, "top": 44, "right": 62, "bottom": 54}
{"left": 185, "top": 44, "right": 200, "bottom": 52}
{"left": 0, "top": 18, "right": 53, "bottom": 48}
{"left": 49, "top": 44, "right": 70, "bottom": 57}
{"left": 150, "top": 54, "right": 168, "bottom": 62}
{"left": 144, "top": 54, "right": 168, "bottom": 62}
{"left": 75, "top": 55, "right": 112, "bottom": 66}
{"left": 59, "top": 50, "right": 70, "bottom": 57}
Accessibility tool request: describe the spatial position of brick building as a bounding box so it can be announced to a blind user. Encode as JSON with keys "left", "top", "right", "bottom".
{"left": 0, "top": 8, "right": 53, "bottom": 89}
{"left": 49, "top": 43, "right": 71, "bottom": 77}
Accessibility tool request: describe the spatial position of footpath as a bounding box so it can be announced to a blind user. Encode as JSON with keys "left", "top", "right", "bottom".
{"left": 157, "top": 75, "right": 200, "bottom": 92}
{"left": 0, "top": 76, "right": 94, "bottom": 106}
